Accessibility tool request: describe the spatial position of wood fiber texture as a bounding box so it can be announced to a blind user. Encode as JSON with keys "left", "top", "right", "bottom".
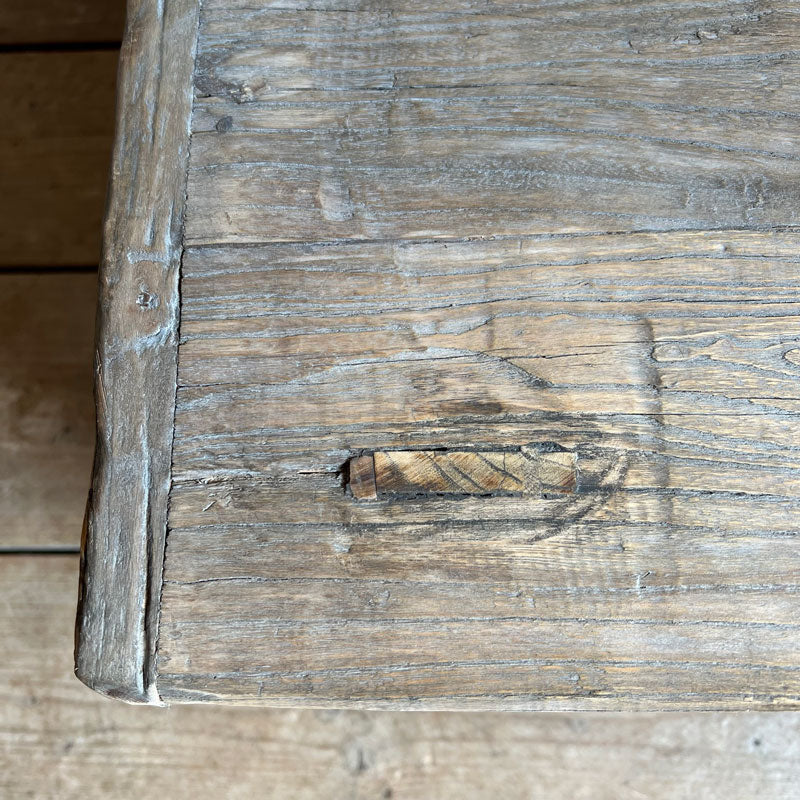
{"left": 349, "top": 449, "right": 577, "bottom": 499}
{"left": 74, "top": 0, "right": 200, "bottom": 703}
{"left": 156, "top": 0, "right": 800, "bottom": 707}
{"left": 8, "top": 558, "right": 800, "bottom": 799}
{"left": 0, "top": 0, "right": 124, "bottom": 45}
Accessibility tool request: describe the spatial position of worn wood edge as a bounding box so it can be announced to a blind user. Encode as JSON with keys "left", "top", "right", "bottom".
{"left": 74, "top": 0, "right": 200, "bottom": 705}
{"left": 158, "top": 693, "right": 800, "bottom": 713}
{"left": 0, "top": 51, "right": 119, "bottom": 268}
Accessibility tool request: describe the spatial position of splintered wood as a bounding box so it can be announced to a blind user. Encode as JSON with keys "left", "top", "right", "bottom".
{"left": 349, "top": 450, "right": 577, "bottom": 500}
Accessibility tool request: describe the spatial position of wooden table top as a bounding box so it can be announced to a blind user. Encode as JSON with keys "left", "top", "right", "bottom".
{"left": 76, "top": 0, "right": 800, "bottom": 709}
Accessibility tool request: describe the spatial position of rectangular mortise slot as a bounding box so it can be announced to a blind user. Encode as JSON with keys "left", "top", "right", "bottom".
{"left": 348, "top": 448, "right": 577, "bottom": 500}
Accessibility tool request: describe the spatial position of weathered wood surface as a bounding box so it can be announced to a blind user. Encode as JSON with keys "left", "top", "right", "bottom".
{"left": 0, "top": 51, "right": 118, "bottom": 267}
{"left": 185, "top": 0, "right": 800, "bottom": 244}
{"left": 0, "top": 1, "right": 124, "bottom": 45}
{"left": 154, "top": 0, "right": 800, "bottom": 708}
{"left": 74, "top": 0, "right": 200, "bottom": 703}
{"left": 0, "top": 274, "right": 96, "bottom": 549}
{"left": 7, "top": 557, "right": 800, "bottom": 799}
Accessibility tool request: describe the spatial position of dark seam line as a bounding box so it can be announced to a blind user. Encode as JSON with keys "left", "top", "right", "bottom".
{"left": 0, "top": 265, "right": 98, "bottom": 275}
{"left": 0, "top": 41, "right": 121, "bottom": 54}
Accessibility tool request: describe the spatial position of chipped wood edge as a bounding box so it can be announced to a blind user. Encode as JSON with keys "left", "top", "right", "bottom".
{"left": 74, "top": 0, "right": 200, "bottom": 705}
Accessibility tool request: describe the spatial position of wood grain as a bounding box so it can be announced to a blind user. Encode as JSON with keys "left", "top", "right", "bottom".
{"left": 5, "top": 556, "right": 800, "bottom": 799}
{"left": 0, "top": 274, "right": 96, "bottom": 549}
{"left": 185, "top": 0, "right": 800, "bottom": 244}
{"left": 155, "top": 0, "right": 800, "bottom": 708}
{"left": 74, "top": 0, "right": 200, "bottom": 704}
{"left": 350, "top": 448, "right": 577, "bottom": 499}
{"left": 0, "top": 1, "right": 124, "bottom": 45}
{"left": 0, "top": 51, "right": 118, "bottom": 267}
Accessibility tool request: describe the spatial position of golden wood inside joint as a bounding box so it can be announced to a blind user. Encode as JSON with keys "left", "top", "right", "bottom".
{"left": 348, "top": 449, "right": 577, "bottom": 501}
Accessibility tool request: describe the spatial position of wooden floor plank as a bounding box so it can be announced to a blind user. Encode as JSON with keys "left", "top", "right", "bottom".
{"left": 3, "top": 555, "right": 800, "bottom": 799}
{"left": 0, "top": 51, "right": 117, "bottom": 267}
{"left": 0, "top": 274, "right": 95, "bottom": 548}
{"left": 0, "top": 1, "right": 124, "bottom": 45}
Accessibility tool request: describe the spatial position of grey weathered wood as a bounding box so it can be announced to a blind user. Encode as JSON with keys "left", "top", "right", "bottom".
{"left": 155, "top": 0, "right": 800, "bottom": 709}
{"left": 185, "top": 1, "right": 800, "bottom": 245}
{"left": 74, "top": 0, "right": 200, "bottom": 704}
{"left": 163, "top": 233, "right": 800, "bottom": 707}
{"left": 0, "top": 274, "right": 96, "bottom": 548}
{"left": 8, "top": 557, "right": 800, "bottom": 799}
